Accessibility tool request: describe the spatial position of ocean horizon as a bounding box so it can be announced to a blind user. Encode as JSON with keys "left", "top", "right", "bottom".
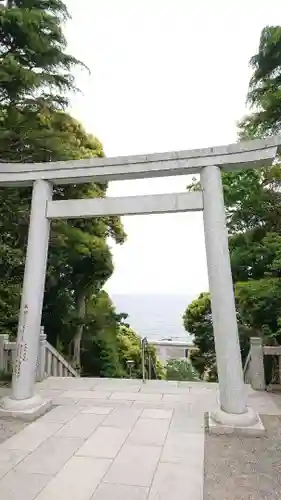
{"left": 111, "top": 293, "right": 196, "bottom": 342}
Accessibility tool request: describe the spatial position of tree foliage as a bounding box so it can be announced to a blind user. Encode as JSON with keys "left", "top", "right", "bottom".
{"left": 184, "top": 25, "right": 281, "bottom": 381}
{"left": 0, "top": 0, "right": 128, "bottom": 377}
{"left": 117, "top": 325, "right": 164, "bottom": 379}
{"left": 0, "top": 0, "right": 81, "bottom": 108}
{"left": 183, "top": 293, "right": 216, "bottom": 379}
{"left": 239, "top": 26, "right": 281, "bottom": 137}
{"left": 184, "top": 292, "right": 251, "bottom": 380}
{"left": 165, "top": 358, "right": 199, "bottom": 382}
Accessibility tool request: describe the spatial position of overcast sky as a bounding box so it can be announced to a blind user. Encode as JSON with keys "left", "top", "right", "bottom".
{"left": 64, "top": 0, "right": 281, "bottom": 296}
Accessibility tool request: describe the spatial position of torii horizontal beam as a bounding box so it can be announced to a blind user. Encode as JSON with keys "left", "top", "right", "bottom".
{"left": 46, "top": 191, "right": 203, "bottom": 219}
{"left": 0, "top": 136, "right": 280, "bottom": 186}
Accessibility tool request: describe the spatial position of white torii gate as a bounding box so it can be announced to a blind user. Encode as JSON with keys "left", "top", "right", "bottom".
{"left": 0, "top": 136, "right": 280, "bottom": 433}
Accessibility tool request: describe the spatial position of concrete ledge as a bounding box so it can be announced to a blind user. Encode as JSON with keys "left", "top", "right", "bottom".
{"left": 207, "top": 411, "right": 265, "bottom": 437}
{"left": 0, "top": 395, "right": 52, "bottom": 422}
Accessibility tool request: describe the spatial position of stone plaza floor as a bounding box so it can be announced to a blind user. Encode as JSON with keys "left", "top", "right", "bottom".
{"left": 0, "top": 377, "right": 281, "bottom": 500}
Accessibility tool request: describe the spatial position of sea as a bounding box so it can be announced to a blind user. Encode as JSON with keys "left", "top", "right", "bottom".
{"left": 111, "top": 294, "right": 194, "bottom": 342}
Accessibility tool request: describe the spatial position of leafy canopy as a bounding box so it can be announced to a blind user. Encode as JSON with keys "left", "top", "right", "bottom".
{"left": 0, "top": 0, "right": 129, "bottom": 379}
{"left": 184, "top": 25, "right": 281, "bottom": 381}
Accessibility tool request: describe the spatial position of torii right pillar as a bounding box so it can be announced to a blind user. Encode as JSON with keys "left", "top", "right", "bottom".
{"left": 201, "top": 164, "right": 264, "bottom": 435}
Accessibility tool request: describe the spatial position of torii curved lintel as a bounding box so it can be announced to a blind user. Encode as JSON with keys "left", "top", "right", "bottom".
{"left": 0, "top": 136, "right": 280, "bottom": 186}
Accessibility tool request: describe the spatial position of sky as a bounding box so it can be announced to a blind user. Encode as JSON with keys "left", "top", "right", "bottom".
{"left": 64, "top": 0, "right": 281, "bottom": 296}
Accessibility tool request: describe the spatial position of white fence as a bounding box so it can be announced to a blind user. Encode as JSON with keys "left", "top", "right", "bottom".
{"left": 0, "top": 328, "right": 79, "bottom": 381}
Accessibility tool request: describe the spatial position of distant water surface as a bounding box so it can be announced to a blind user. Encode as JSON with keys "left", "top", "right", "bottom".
{"left": 111, "top": 294, "right": 194, "bottom": 342}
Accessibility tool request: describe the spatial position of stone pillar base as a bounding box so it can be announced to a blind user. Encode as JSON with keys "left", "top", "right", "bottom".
{"left": 0, "top": 394, "right": 52, "bottom": 421}
{"left": 208, "top": 406, "right": 265, "bottom": 436}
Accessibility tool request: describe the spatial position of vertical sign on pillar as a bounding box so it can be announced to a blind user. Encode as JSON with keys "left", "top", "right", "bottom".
{"left": 13, "top": 304, "right": 28, "bottom": 380}
{"left": 12, "top": 179, "right": 53, "bottom": 401}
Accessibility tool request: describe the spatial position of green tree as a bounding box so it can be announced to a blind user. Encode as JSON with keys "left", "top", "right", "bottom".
{"left": 117, "top": 326, "right": 143, "bottom": 378}
{"left": 117, "top": 326, "right": 164, "bottom": 379}
{"left": 184, "top": 292, "right": 252, "bottom": 381}
{"left": 0, "top": 0, "right": 126, "bottom": 377}
{"left": 184, "top": 26, "right": 281, "bottom": 380}
{"left": 183, "top": 293, "right": 215, "bottom": 379}
{"left": 239, "top": 26, "right": 281, "bottom": 137}
{"left": 166, "top": 359, "right": 199, "bottom": 382}
{"left": 79, "top": 293, "right": 164, "bottom": 380}
{"left": 80, "top": 291, "right": 123, "bottom": 378}
{"left": 0, "top": 0, "right": 80, "bottom": 109}
{"left": 184, "top": 172, "right": 281, "bottom": 380}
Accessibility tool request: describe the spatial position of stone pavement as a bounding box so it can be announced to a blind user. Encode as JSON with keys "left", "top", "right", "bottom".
{"left": 0, "top": 377, "right": 280, "bottom": 500}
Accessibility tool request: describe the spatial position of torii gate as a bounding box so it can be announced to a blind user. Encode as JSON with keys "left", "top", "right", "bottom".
{"left": 0, "top": 136, "right": 280, "bottom": 433}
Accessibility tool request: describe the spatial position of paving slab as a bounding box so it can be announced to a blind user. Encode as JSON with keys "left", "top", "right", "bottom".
{"left": 55, "top": 413, "right": 106, "bottom": 438}
{"left": 104, "top": 443, "right": 161, "bottom": 487}
{"left": 109, "top": 391, "right": 163, "bottom": 401}
{"left": 131, "top": 399, "right": 181, "bottom": 409}
{"left": 76, "top": 426, "right": 130, "bottom": 459}
{"left": 170, "top": 408, "right": 205, "bottom": 433}
{"left": 128, "top": 417, "right": 170, "bottom": 446}
{"left": 0, "top": 469, "right": 50, "bottom": 500}
{"left": 91, "top": 483, "right": 149, "bottom": 500}
{"left": 35, "top": 456, "right": 112, "bottom": 500}
{"left": 37, "top": 377, "right": 98, "bottom": 391}
{"left": 162, "top": 394, "right": 190, "bottom": 404}
{"left": 52, "top": 396, "right": 79, "bottom": 406}
{"left": 143, "top": 380, "right": 179, "bottom": 386}
{"left": 94, "top": 378, "right": 142, "bottom": 388}
{"left": 76, "top": 398, "right": 133, "bottom": 408}
{"left": 15, "top": 436, "right": 83, "bottom": 475}
{"left": 39, "top": 404, "right": 80, "bottom": 423}
{"left": 179, "top": 381, "right": 218, "bottom": 388}
{"left": 141, "top": 408, "right": 173, "bottom": 420}
{"left": 148, "top": 461, "right": 203, "bottom": 500}
{"left": 100, "top": 408, "right": 141, "bottom": 429}
{"left": 0, "top": 449, "right": 28, "bottom": 480}
{"left": 161, "top": 432, "right": 204, "bottom": 465}
{"left": 38, "top": 388, "right": 64, "bottom": 398}
{"left": 61, "top": 390, "right": 112, "bottom": 400}
{"left": 1, "top": 421, "right": 62, "bottom": 452}
{"left": 94, "top": 383, "right": 141, "bottom": 393}
{"left": 139, "top": 385, "right": 190, "bottom": 394}
{"left": 80, "top": 406, "right": 113, "bottom": 415}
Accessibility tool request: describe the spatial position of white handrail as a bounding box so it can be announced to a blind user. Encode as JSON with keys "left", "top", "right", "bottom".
{"left": 45, "top": 341, "right": 79, "bottom": 378}
{"left": 0, "top": 331, "right": 79, "bottom": 380}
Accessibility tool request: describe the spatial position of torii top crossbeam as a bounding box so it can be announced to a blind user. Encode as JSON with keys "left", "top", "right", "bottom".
{"left": 0, "top": 136, "right": 280, "bottom": 186}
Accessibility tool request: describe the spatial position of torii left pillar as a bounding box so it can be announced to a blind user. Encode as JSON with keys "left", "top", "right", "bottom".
{"left": 0, "top": 179, "right": 53, "bottom": 420}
